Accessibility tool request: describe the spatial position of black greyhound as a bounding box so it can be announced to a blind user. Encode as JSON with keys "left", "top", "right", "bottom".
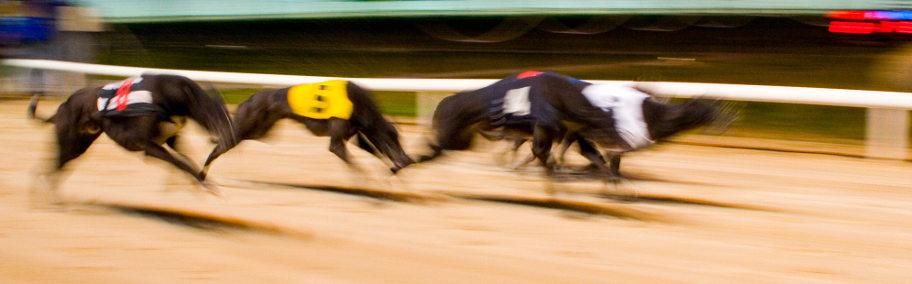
{"left": 28, "top": 74, "right": 237, "bottom": 196}
{"left": 418, "top": 71, "right": 720, "bottom": 179}
{"left": 201, "top": 80, "right": 413, "bottom": 177}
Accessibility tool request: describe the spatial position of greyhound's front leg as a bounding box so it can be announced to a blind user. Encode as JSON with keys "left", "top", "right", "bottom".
{"left": 574, "top": 136, "right": 612, "bottom": 178}
{"left": 164, "top": 135, "right": 196, "bottom": 167}
{"left": 327, "top": 118, "right": 366, "bottom": 172}
{"left": 330, "top": 121, "right": 380, "bottom": 186}
{"left": 328, "top": 120, "right": 353, "bottom": 164}
{"left": 608, "top": 152, "right": 622, "bottom": 180}
{"left": 329, "top": 135, "right": 353, "bottom": 164}
{"left": 533, "top": 124, "right": 564, "bottom": 195}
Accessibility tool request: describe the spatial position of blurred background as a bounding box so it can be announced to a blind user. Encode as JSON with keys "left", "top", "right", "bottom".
{"left": 2, "top": 0, "right": 912, "bottom": 152}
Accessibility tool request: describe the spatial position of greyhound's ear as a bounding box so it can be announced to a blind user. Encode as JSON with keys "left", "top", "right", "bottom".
{"left": 633, "top": 83, "right": 678, "bottom": 104}
{"left": 649, "top": 94, "right": 672, "bottom": 104}
{"left": 690, "top": 95, "right": 722, "bottom": 105}
{"left": 631, "top": 84, "right": 654, "bottom": 95}
{"left": 701, "top": 100, "right": 740, "bottom": 135}
{"left": 386, "top": 115, "right": 404, "bottom": 132}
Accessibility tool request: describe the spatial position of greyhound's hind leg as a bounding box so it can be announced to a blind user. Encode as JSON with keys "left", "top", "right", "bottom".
{"left": 33, "top": 127, "right": 101, "bottom": 205}
{"left": 532, "top": 124, "right": 561, "bottom": 195}
{"left": 499, "top": 138, "right": 532, "bottom": 169}
{"left": 55, "top": 128, "right": 101, "bottom": 170}
{"left": 328, "top": 119, "right": 385, "bottom": 186}
{"left": 201, "top": 107, "right": 280, "bottom": 179}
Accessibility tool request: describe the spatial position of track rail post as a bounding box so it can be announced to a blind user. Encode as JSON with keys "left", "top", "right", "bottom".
{"left": 865, "top": 108, "right": 910, "bottom": 159}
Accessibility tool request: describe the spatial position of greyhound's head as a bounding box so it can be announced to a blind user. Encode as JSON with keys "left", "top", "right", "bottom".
{"left": 365, "top": 120, "right": 414, "bottom": 174}
{"left": 646, "top": 97, "right": 723, "bottom": 140}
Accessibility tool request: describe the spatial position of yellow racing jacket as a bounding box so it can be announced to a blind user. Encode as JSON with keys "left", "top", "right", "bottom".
{"left": 287, "top": 80, "right": 353, "bottom": 120}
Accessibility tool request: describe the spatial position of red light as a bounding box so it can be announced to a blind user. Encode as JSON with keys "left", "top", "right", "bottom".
{"left": 894, "top": 21, "right": 912, "bottom": 33}
{"left": 828, "top": 20, "right": 912, "bottom": 34}
{"left": 829, "top": 21, "right": 877, "bottom": 34}
{"left": 879, "top": 21, "right": 896, "bottom": 32}
{"left": 827, "top": 10, "right": 868, "bottom": 20}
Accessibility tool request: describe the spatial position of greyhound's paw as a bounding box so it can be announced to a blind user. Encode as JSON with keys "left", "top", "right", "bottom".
{"left": 199, "top": 180, "right": 221, "bottom": 196}
{"left": 605, "top": 174, "right": 622, "bottom": 185}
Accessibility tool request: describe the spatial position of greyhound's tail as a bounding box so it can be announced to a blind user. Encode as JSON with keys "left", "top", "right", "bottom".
{"left": 27, "top": 94, "right": 55, "bottom": 123}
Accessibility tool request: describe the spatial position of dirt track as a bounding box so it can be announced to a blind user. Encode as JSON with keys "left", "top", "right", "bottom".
{"left": 2, "top": 99, "right": 912, "bottom": 283}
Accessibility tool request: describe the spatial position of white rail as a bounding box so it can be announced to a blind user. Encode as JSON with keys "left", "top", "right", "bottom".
{"left": 3, "top": 59, "right": 910, "bottom": 159}
{"left": 6, "top": 59, "right": 912, "bottom": 109}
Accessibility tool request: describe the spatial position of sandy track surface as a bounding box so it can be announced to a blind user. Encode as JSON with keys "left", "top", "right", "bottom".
{"left": 2, "top": 100, "right": 912, "bottom": 283}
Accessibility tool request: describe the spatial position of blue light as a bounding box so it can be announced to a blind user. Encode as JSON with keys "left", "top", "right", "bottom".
{"left": 870, "top": 10, "right": 912, "bottom": 21}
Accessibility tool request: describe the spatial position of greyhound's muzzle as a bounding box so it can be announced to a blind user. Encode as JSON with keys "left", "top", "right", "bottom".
{"left": 389, "top": 158, "right": 414, "bottom": 174}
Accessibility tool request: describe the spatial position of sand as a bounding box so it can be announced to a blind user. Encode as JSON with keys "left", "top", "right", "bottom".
{"left": 2, "top": 99, "right": 911, "bottom": 283}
